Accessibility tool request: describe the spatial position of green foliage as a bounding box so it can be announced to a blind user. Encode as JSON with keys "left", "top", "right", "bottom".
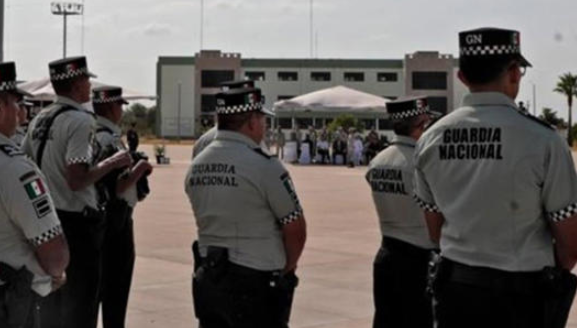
{"left": 326, "top": 114, "right": 364, "bottom": 134}
{"left": 554, "top": 72, "right": 577, "bottom": 145}
{"left": 539, "top": 108, "right": 566, "bottom": 128}
{"left": 120, "top": 102, "right": 156, "bottom": 137}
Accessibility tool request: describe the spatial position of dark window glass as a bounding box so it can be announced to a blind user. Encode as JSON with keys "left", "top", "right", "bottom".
{"left": 311, "top": 72, "right": 331, "bottom": 82}
{"left": 278, "top": 72, "right": 298, "bottom": 81}
{"left": 377, "top": 72, "right": 398, "bottom": 82}
{"left": 277, "top": 95, "right": 296, "bottom": 101}
{"left": 201, "top": 70, "right": 235, "bottom": 88}
{"left": 362, "top": 119, "right": 376, "bottom": 130}
{"left": 201, "top": 94, "right": 216, "bottom": 113}
{"left": 378, "top": 119, "right": 394, "bottom": 130}
{"left": 245, "top": 71, "right": 265, "bottom": 81}
{"left": 428, "top": 96, "right": 448, "bottom": 114}
{"left": 313, "top": 118, "right": 324, "bottom": 129}
{"left": 296, "top": 118, "right": 313, "bottom": 129}
{"left": 412, "top": 71, "right": 447, "bottom": 90}
{"left": 278, "top": 118, "right": 292, "bottom": 129}
{"left": 344, "top": 72, "right": 364, "bottom": 82}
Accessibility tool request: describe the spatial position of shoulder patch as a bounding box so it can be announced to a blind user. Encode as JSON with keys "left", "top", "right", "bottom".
{"left": 0, "top": 144, "right": 24, "bottom": 157}
{"left": 515, "top": 109, "right": 554, "bottom": 130}
{"left": 252, "top": 147, "right": 272, "bottom": 159}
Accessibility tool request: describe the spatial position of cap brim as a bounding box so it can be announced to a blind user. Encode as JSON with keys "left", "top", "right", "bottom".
{"left": 518, "top": 54, "right": 532, "bottom": 68}
{"left": 87, "top": 71, "right": 97, "bottom": 78}
{"left": 427, "top": 109, "right": 443, "bottom": 119}
{"left": 260, "top": 107, "right": 275, "bottom": 116}
{"left": 120, "top": 98, "right": 129, "bottom": 105}
{"left": 15, "top": 88, "right": 33, "bottom": 98}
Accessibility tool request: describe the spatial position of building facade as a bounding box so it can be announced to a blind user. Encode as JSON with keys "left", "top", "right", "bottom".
{"left": 157, "top": 50, "right": 466, "bottom": 138}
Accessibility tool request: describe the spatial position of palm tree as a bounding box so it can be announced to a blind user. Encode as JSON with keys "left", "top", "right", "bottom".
{"left": 554, "top": 73, "right": 577, "bottom": 146}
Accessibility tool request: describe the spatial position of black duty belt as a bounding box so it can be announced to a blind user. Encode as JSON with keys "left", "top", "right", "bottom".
{"left": 381, "top": 236, "right": 433, "bottom": 260}
{"left": 441, "top": 257, "right": 542, "bottom": 293}
{"left": 56, "top": 206, "right": 105, "bottom": 221}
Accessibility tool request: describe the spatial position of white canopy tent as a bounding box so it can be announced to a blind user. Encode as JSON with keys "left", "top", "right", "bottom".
{"left": 273, "top": 85, "right": 389, "bottom": 115}
{"left": 18, "top": 77, "right": 157, "bottom": 103}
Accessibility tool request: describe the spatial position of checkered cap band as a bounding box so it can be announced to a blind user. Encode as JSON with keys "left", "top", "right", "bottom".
{"left": 390, "top": 107, "right": 429, "bottom": 120}
{"left": 216, "top": 103, "right": 263, "bottom": 115}
{"left": 50, "top": 67, "right": 90, "bottom": 81}
{"left": 93, "top": 95, "right": 125, "bottom": 104}
{"left": 30, "top": 225, "right": 63, "bottom": 247}
{"left": 460, "top": 44, "right": 520, "bottom": 57}
{"left": 0, "top": 80, "right": 16, "bottom": 92}
{"left": 412, "top": 194, "right": 441, "bottom": 213}
{"left": 548, "top": 203, "right": 577, "bottom": 223}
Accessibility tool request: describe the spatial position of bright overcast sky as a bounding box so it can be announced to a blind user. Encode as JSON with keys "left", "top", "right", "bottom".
{"left": 4, "top": 0, "right": 577, "bottom": 117}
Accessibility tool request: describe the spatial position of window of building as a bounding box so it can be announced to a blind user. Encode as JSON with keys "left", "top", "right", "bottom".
{"left": 278, "top": 118, "right": 292, "bottom": 129}
{"left": 311, "top": 72, "right": 331, "bottom": 82}
{"left": 428, "top": 96, "right": 448, "bottom": 114}
{"left": 266, "top": 117, "right": 273, "bottom": 128}
{"left": 313, "top": 118, "right": 325, "bottom": 129}
{"left": 245, "top": 71, "right": 265, "bottom": 81}
{"left": 278, "top": 72, "right": 298, "bottom": 81}
{"left": 344, "top": 72, "right": 365, "bottom": 82}
{"left": 277, "top": 95, "right": 296, "bottom": 101}
{"left": 362, "top": 119, "right": 376, "bottom": 130}
{"left": 201, "top": 70, "right": 235, "bottom": 88}
{"left": 377, "top": 72, "right": 398, "bottom": 82}
{"left": 296, "top": 118, "right": 313, "bottom": 129}
{"left": 201, "top": 94, "right": 216, "bottom": 113}
{"left": 378, "top": 119, "right": 394, "bottom": 131}
{"left": 412, "top": 71, "right": 447, "bottom": 90}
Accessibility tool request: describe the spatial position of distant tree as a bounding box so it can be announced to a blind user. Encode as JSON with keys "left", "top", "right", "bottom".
{"left": 554, "top": 73, "right": 577, "bottom": 145}
{"left": 327, "top": 114, "right": 364, "bottom": 134}
{"left": 120, "top": 102, "right": 156, "bottom": 137}
{"left": 539, "top": 107, "right": 566, "bottom": 128}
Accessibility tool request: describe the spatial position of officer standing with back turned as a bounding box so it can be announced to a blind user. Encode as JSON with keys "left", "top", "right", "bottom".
{"left": 366, "top": 96, "right": 436, "bottom": 328}
{"left": 414, "top": 28, "right": 577, "bottom": 328}
{"left": 22, "top": 57, "right": 132, "bottom": 328}
{"left": 0, "top": 61, "right": 69, "bottom": 328}
{"left": 185, "top": 87, "right": 307, "bottom": 328}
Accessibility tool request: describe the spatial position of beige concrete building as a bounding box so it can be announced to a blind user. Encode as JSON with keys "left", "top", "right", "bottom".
{"left": 157, "top": 50, "right": 466, "bottom": 138}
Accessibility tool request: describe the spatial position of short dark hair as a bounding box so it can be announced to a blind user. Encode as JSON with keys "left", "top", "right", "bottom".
{"left": 93, "top": 103, "right": 113, "bottom": 117}
{"left": 393, "top": 116, "right": 420, "bottom": 136}
{"left": 459, "top": 55, "right": 518, "bottom": 85}
{"left": 217, "top": 112, "right": 255, "bottom": 131}
{"left": 52, "top": 75, "right": 84, "bottom": 96}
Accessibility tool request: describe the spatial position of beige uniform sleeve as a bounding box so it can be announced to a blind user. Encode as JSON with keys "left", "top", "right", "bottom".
{"left": 66, "top": 115, "right": 96, "bottom": 166}
{"left": 263, "top": 159, "right": 304, "bottom": 225}
{"left": 0, "top": 159, "right": 62, "bottom": 247}
{"left": 543, "top": 135, "right": 577, "bottom": 222}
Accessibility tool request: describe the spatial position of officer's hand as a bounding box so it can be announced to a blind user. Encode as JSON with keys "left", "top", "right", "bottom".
{"left": 109, "top": 150, "right": 132, "bottom": 169}
{"left": 51, "top": 272, "right": 67, "bottom": 291}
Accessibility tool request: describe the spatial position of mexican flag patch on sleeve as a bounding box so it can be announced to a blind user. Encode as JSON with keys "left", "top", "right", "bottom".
{"left": 24, "top": 179, "right": 47, "bottom": 200}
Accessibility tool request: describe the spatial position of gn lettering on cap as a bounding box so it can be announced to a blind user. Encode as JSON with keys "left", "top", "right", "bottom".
{"left": 92, "top": 86, "right": 129, "bottom": 105}
{"left": 215, "top": 87, "right": 274, "bottom": 116}
{"left": 49, "top": 56, "right": 97, "bottom": 82}
{"left": 387, "top": 96, "right": 430, "bottom": 121}
{"left": 459, "top": 27, "right": 531, "bottom": 67}
{"left": 220, "top": 80, "right": 255, "bottom": 92}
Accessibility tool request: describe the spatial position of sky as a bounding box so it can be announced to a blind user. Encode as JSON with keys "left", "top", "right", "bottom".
{"left": 3, "top": 0, "right": 577, "bottom": 118}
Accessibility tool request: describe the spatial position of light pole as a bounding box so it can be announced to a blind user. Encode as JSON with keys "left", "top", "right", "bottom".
{"left": 51, "top": 2, "right": 83, "bottom": 57}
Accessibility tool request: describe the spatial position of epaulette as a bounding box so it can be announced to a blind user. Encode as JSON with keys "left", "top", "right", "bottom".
{"left": 515, "top": 109, "right": 554, "bottom": 130}
{"left": 0, "top": 144, "right": 24, "bottom": 157}
{"left": 252, "top": 147, "right": 272, "bottom": 159}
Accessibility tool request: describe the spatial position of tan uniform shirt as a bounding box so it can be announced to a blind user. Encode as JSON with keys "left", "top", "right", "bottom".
{"left": 414, "top": 92, "right": 577, "bottom": 271}
{"left": 0, "top": 133, "right": 62, "bottom": 296}
{"left": 185, "top": 130, "right": 303, "bottom": 271}
{"left": 367, "top": 135, "right": 435, "bottom": 249}
{"left": 22, "top": 96, "right": 99, "bottom": 212}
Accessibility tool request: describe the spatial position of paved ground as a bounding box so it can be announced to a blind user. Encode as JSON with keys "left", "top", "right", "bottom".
{"left": 103, "top": 144, "right": 577, "bottom": 328}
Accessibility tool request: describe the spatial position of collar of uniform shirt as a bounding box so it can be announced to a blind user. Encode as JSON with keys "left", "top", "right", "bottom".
{"left": 215, "top": 130, "right": 260, "bottom": 149}
{"left": 0, "top": 132, "right": 16, "bottom": 145}
{"left": 96, "top": 116, "right": 122, "bottom": 136}
{"left": 391, "top": 135, "right": 416, "bottom": 148}
{"left": 461, "top": 92, "right": 518, "bottom": 110}
{"left": 56, "top": 95, "right": 93, "bottom": 113}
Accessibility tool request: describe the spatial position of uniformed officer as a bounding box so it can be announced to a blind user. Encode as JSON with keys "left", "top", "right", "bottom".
{"left": 185, "top": 87, "right": 307, "bottom": 328}
{"left": 0, "top": 61, "right": 69, "bottom": 327}
{"left": 93, "top": 86, "right": 153, "bottom": 328}
{"left": 22, "top": 57, "right": 132, "bottom": 328}
{"left": 192, "top": 80, "right": 256, "bottom": 159}
{"left": 414, "top": 28, "right": 577, "bottom": 328}
{"left": 366, "top": 96, "right": 436, "bottom": 328}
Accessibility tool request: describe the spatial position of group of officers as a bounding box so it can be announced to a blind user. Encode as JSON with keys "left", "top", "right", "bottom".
{"left": 0, "top": 56, "right": 152, "bottom": 328}
{"left": 187, "top": 26, "right": 577, "bottom": 328}
{"left": 1, "top": 25, "right": 577, "bottom": 328}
